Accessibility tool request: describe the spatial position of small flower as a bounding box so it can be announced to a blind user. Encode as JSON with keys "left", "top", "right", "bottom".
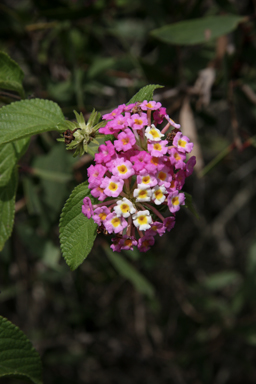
{"left": 112, "top": 158, "right": 134, "bottom": 179}
{"left": 148, "top": 140, "right": 168, "bottom": 157}
{"left": 145, "top": 125, "right": 165, "bottom": 141}
{"left": 114, "top": 129, "right": 136, "bottom": 152}
{"left": 133, "top": 210, "right": 153, "bottom": 231}
{"left": 129, "top": 113, "right": 148, "bottom": 130}
{"left": 82, "top": 197, "right": 93, "bottom": 218}
{"left": 167, "top": 191, "right": 185, "bottom": 213}
{"left": 173, "top": 132, "right": 194, "bottom": 153}
{"left": 133, "top": 187, "right": 152, "bottom": 202}
{"left": 101, "top": 176, "right": 124, "bottom": 197}
{"left": 141, "top": 100, "right": 162, "bottom": 111}
{"left": 163, "top": 216, "right": 175, "bottom": 231}
{"left": 186, "top": 156, "right": 196, "bottom": 177}
{"left": 114, "top": 198, "right": 136, "bottom": 218}
{"left": 104, "top": 212, "right": 128, "bottom": 234}
{"left": 153, "top": 107, "right": 166, "bottom": 124}
{"left": 151, "top": 185, "right": 167, "bottom": 205}
{"left": 137, "top": 235, "right": 155, "bottom": 252}
{"left": 92, "top": 206, "right": 111, "bottom": 225}
{"left": 137, "top": 174, "right": 157, "bottom": 189}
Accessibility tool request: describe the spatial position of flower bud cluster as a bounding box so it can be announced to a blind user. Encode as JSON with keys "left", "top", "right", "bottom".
{"left": 82, "top": 100, "right": 196, "bottom": 252}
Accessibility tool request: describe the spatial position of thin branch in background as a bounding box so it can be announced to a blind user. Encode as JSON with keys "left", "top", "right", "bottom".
{"left": 228, "top": 81, "right": 242, "bottom": 150}
{"left": 0, "top": 90, "right": 21, "bottom": 100}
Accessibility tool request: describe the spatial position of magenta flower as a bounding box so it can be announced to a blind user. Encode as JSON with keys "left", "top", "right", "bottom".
{"left": 153, "top": 107, "right": 166, "bottom": 124}
{"left": 148, "top": 140, "right": 168, "bottom": 157}
{"left": 88, "top": 164, "right": 107, "bottom": 188}
{"left": 104, "top": 212, "right": 127, "bottom": 234}
{"left": 167, "top": 191, "right": 185, "bottom": 213}
{"left": 95, "top": 141, "right": 116, "bottom": 164}
{"left": 100, "top": 176, "right": 124, "bottom": 197}
{"left": 82, "top": 197, "right": 93, "bottom": 219}
{"left": 140, "top": 100, "right": 162, "bottom": 111}
{"left": 92, "top": 206, "right": 111, "bottom": 225}
{"left": 137, "top": 235, "right": 155, "bottom": 252}
{"left": 111, "top": 158, "right": 134, "bottom": 179}
{"left": 129, "top": 113, "right": 148, "bottom": 130}
{"left": 82, "top": 99, "right": 195, "bottom": 252}
{"left": 186, "top": 156, "right": 196, "bottom": 177}
{"left": 173, "top": 132, "right": 194, "bottom": 153}
{"left": 114, "top": 129, "right": 136, "bottom": 152}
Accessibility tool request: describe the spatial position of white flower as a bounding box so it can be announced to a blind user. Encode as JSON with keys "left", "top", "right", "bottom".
{"left": 145, "top": 124, "right": 164, "bottom": 141}
{"left": 132, "top": 210, "right": 152, "bottom": 231}
{"left": 151, "top": 185, "right": 167, "bottom": 205}
{"left": 133, "top": 187, "right": 152, "bottom": 202}
{"left": 114, "top": 198, "right": 136, "bottom": 218}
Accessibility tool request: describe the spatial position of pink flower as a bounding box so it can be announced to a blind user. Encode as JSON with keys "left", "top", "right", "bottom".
{"left": 100, "top": 176, "right": 124, "bottom": 197}
{"left": 92, "top": 206, "right": 111, "bottom": 225}
{"left": 153, "top": 107, "right": 166, "bottom": 124}
{"left": 173, "top": 132, "right": 194, "bottom": 153}
{"left": 186, "top": 156, "right": 196, "bottom": 177}
{"left": 90, "top": 186, "right": 107, "bottom": 201}
{"left": 137, "top": 235, "right": 155, "bottom": 252}
{"left": 168, "top": 147, "right": 186, "bottom": 170}
{"left": 145, "top": 156, "right": 165, "bottom": 174}
{"left": 110, "top": 113, "right": 130, "bottom": 131}
{"left": 82, "top": 197, "right": 93, "bottom": 218}
{"left": 110, "top": 235, "right": 137, "bottom": 252}
{"left": 175, "top": 170, "right": 186, "bottom": 190}
{"left": 104, "top": 212, "right": 127, "bottom": 234}
{"left": 167, "top": 191, "right": 185, "bottom": 213}
{"left": 156, "top": 166, "right": 173, "bottom": 188}
{"left": 111, "top": 158, "right": 134, "bottom": 179}
{"left": 114, "top": 129, "right": 136, "bottom": 152}
{"left": 129, "top": 113, "right": 148, "bottom": 130}
{"left": 137, "top": 173, "right": 157, "bottom": 189}
{"left": 95, "top": 141, "right": 116, "bottom": 164}
{"left": 163, "top": 216, "right": 175, "bottom": 231}
{"left": 140, "top": 100, "right": 162, "bottom": 111}
{"left": 148, "top": 140, "right": 168, "bottom": 157}
{"left": 88, "top": 164, "right": 107, "bottom": 188}
{"left": 102, "top": 105, "right": 124, "bottom": 120}
{"left": 145, "top": 222, "right": 166, "bottom": 237}
{"left": 130, "top": 151, "right": 151, "bottom": 172}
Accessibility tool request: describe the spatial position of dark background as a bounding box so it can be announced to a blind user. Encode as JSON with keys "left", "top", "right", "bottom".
{"left": 1, "top": 0, "right": 256, "bottom": 383}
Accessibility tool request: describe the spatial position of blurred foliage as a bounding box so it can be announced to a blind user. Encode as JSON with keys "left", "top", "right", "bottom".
{"left": 1, "top": 0, "right": 256, "bottom": 383}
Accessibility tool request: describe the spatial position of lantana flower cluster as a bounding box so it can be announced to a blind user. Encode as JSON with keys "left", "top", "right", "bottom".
{"left": 82, "top": 100, "right": 196, "bottom": 252}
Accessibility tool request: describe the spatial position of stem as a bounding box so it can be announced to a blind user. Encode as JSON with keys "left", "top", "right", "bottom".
{"left": 143, "top": 203, "right": 165, "bottom": 222}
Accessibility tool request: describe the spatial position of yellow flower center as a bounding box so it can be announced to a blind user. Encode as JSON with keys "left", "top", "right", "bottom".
{"left": 120, "top": 204, "right": 129, "bottom": 213}
{"left": 142, "top": 176, "right": 150, "bottom": 184}
{"left": 124, "top": 239, "right": 132, "bottom": 247}
{"left": 150, "top": 129, "right": 160, "bottom": 138}
{"left": 146, "top": 103, "right": 153, "bottom": 108}
{"left": 153, "top": 143, "right": 161, "bottom": 151}
{"left": 109, "top": 182, "right": 118, "bottom": 191}
{"left": 155, "top": 190, "right": 163, "bottom": 199}
{"left": 99, "top": 212, "right": 107, "bottom": 221}
{"left": 134, "top": 118, "right": 143, "bottom": 125}
{"left": 172, "top": 196, "right": 179, "bottom": 206}
{"left": 158, "top": 171, "right": 166, "bottom": 181}
{"left": 122, "top": 137, "right": 129, "bottom": 145}
{"left": 117, "top": 165, "right": 128, "bottom": 174}
{"left": 178, "top": 139, "right": 186, "bottom": 148}
{"left": 174, "top": 152, "right": 181, "bottom": 161}
{"left": 111, "top": 217, "right": 121, "bottom": 227}
{"left": 138, "top": 215, "right": 147, "bottom": 224}
{"left": 138, "top": 190, "right": 147, "bottom": 198}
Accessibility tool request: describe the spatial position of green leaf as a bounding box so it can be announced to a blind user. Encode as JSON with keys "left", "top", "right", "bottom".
{"left": 0, "top": 52, "right": 25, "bottom": 98}
{"left": 0, "top": 168, "right": 18, "bottom": 251}
{"left": 127, "top": 84, "right": 164, "bottom": 104}
{"left": 0, "top": 99, "right": 65, "bottom": 145}
{"left": 104, "top": 247, "right": 155, "bottom": 298}
{"left": 0, "top": 316, "right": 42, "bottom": 384}
{"left": 151, "top": 15, "right": 244, "bottom": 45}
{"left": 184, "top": 192, "right": 199, "bottom": 219}
{"left": 59, "top": 181, "right": 98, "bottom": 271}
{"left": 0, "top": 138, "right": 30, "bottom": 188}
